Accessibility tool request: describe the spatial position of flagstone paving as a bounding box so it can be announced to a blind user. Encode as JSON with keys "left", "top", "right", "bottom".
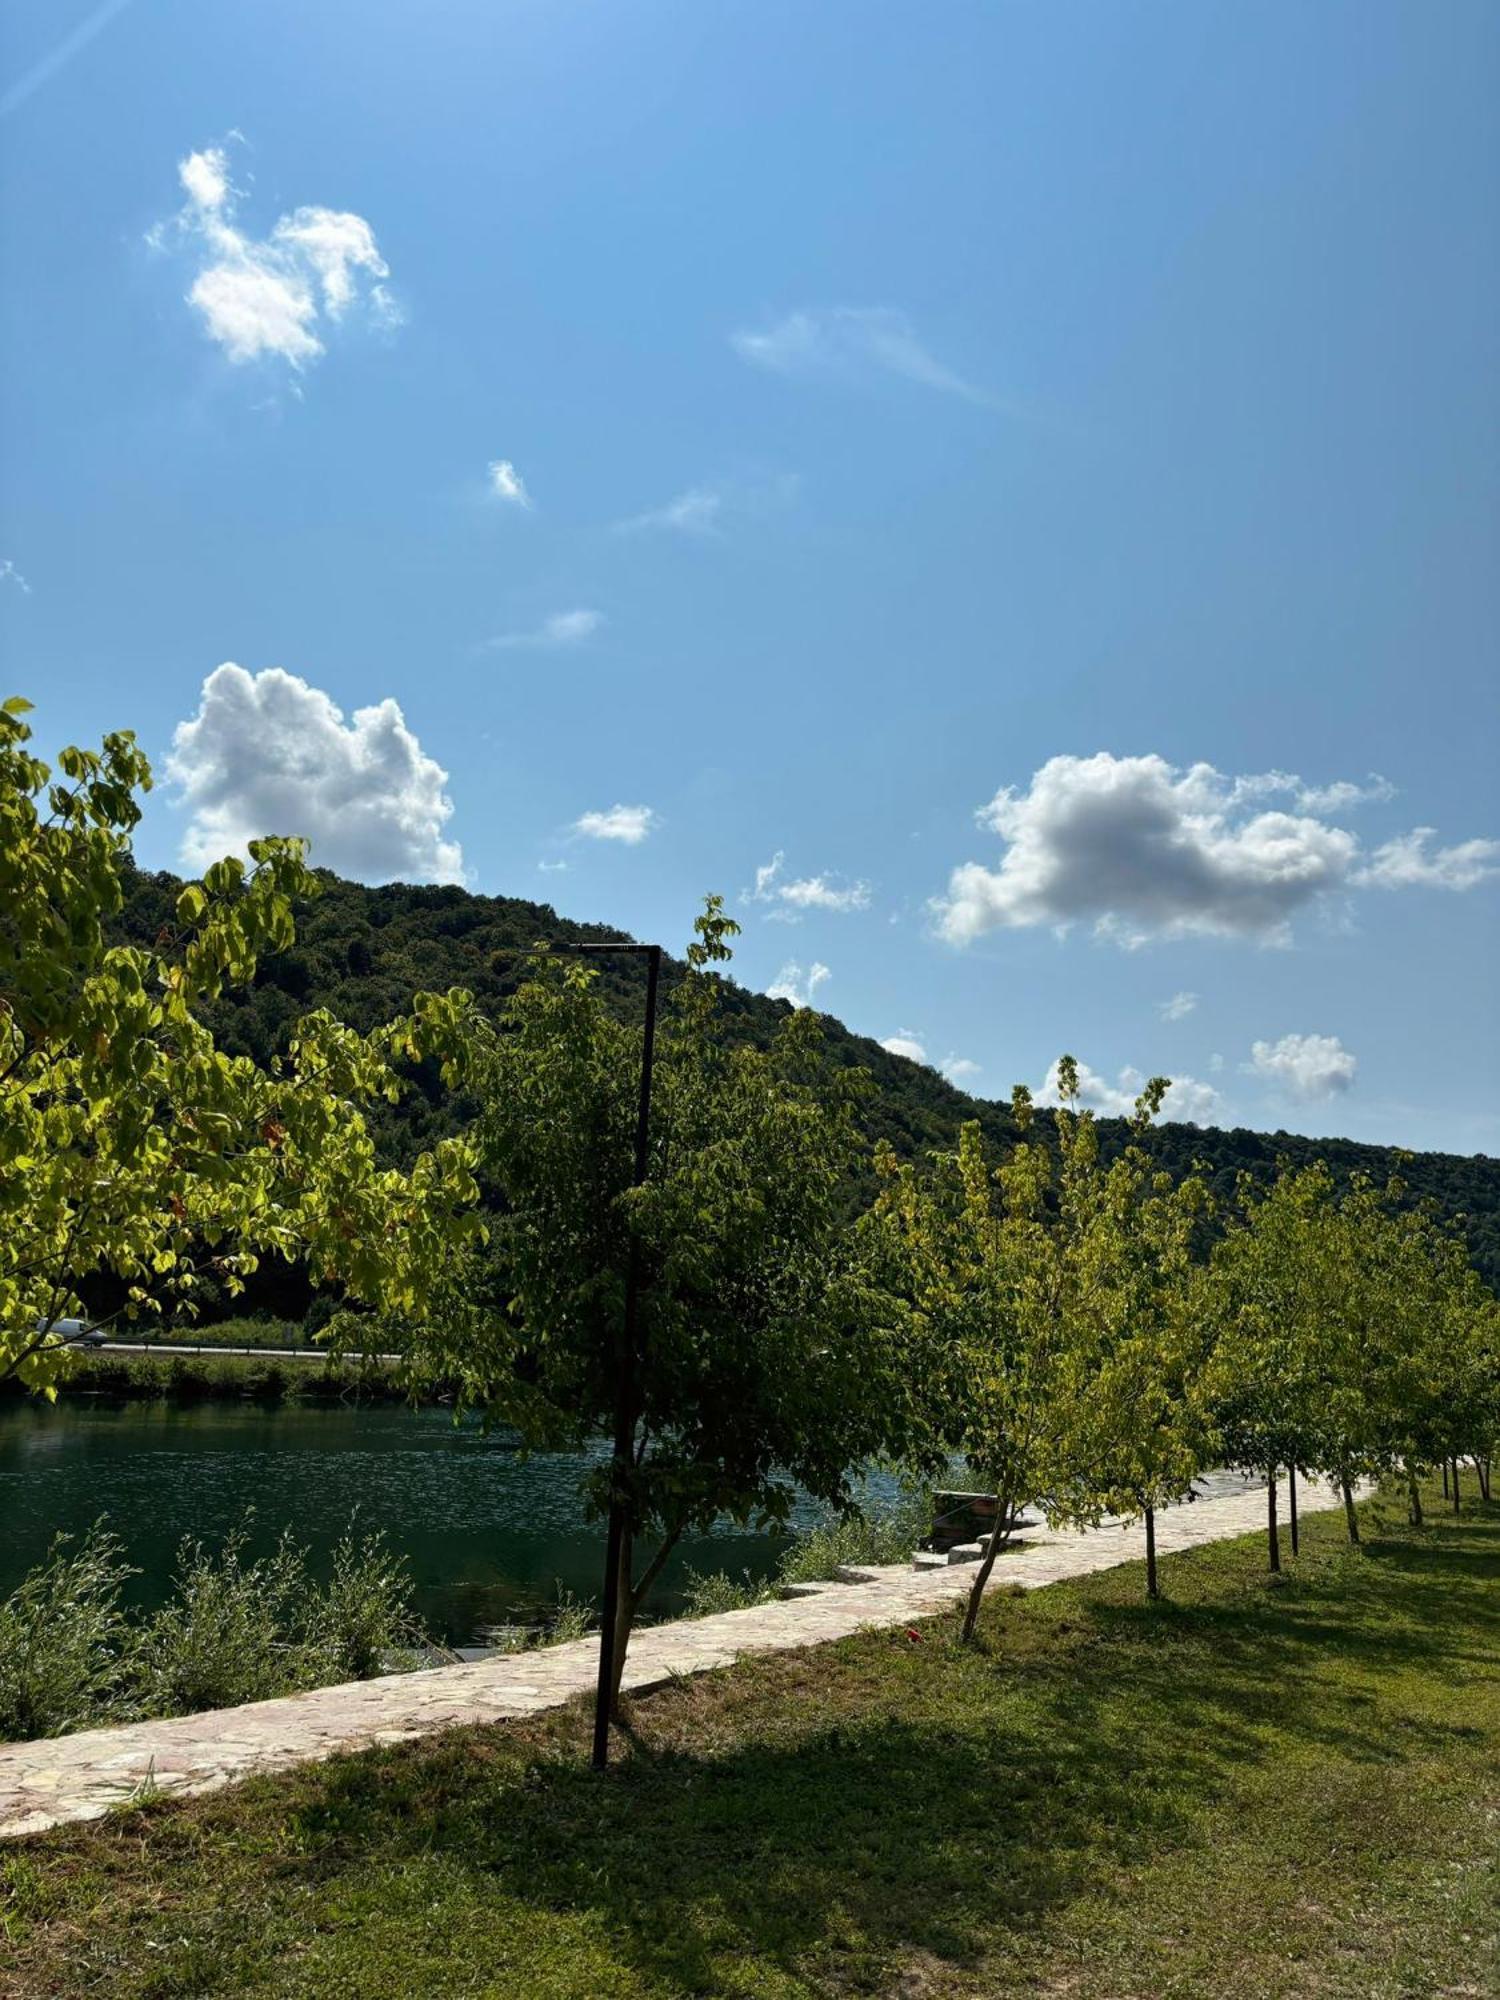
{"left": 0, "top": 1476, "right": 1354, "bottom": 1840}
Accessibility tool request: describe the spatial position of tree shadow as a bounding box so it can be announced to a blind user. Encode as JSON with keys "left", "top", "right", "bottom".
{"left": 273, "top": 1522, "right": 1496, "bottom": 1993}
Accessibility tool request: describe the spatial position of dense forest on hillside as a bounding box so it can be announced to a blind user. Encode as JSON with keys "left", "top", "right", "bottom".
{"left": 114, "top": 866, "right": 1500, "bottom": 1309}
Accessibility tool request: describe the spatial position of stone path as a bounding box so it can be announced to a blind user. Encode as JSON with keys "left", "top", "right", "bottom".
{"left": 0, "top": 1475, "right": 1352, "bottom": 1841}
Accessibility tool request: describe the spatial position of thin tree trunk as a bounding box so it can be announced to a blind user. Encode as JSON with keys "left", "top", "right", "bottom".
{"left": 607, "top": 1517, "right": 635, "bottom": 1717}
{"left": 1288, "top": 1464, "right": 1300, "bottom": 1559}
{"left": 1407, "top": 1464, "right": 1424, "bottom": 1527}
{"left": 1451, "top": 1459, "right": 1461, "bottom": 1515}
{"left": 1267, "top": 1467, "right": 1281, "bottom": 1573}
{"left": 1340, "top": 1470, "right": 1360, "bottom": 1545}
{"left": 1479, "top": 1458, "right": 1492, "bottom": 1503}
{"left": 1442, "top": 1460, "right": 1449, "bottom": 1499}
{"left": 1144, "top": 1503, "right": 1158, "bottom": 1600}
{"left": 960, "top": 1492, "right": 1016, "bottom": 1643}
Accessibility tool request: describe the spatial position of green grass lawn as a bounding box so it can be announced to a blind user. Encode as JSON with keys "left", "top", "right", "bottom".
{"left": 4, "top": 1487, "right": 1497, "bottom": 1998}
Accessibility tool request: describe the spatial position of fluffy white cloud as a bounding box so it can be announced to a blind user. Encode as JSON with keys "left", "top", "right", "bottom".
{"left": 487, "top": 459, "right": 531, "bottom": 507}
{"left": 1158, "top": 990, "right": 1198, "bottom": 1021}
{"left": 153, "top": 141, "right": 395, "bottom": 371}
{"left": 0, "top": 559, "right": 30, "bottom": 594}
{"left": 573, "top": 803, "right": 656, "bottom": 845}
{"left": 168, "top": 664, "right": 462, "bottom": 883}
{"left": 746, "top": 852, "right": 870, "bottom": 917}
{"left": 1035, "top": 1058, "right": 1222, "bottom": 1127}
{"left": 732, "top": 306, "right": 989, "bottom": 403}
{"left": 1355, "top": 828, "right": 1500, "bottom": 891}
{"left": 941, "top": 1054, "right": 982, "bottom": 1085}
{"left": 488, "top": 609, "right": 603, "bottom": 651}
{"left": 767, "top": 961, "right": 831, "bottom": 1009}
{"left": 933, "top": 752, "right": 1494, "bottom": 949}
{"left": 880, "top": 1030, "right": 927, "bottom": 1064}
{"left": 1248, "top": 1032, "right": 1358, "bottom": 1101}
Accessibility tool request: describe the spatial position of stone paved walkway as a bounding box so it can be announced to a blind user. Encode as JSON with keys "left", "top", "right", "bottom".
{"left": 0, "top": 1475, "right": 1353, "bottom": 1840}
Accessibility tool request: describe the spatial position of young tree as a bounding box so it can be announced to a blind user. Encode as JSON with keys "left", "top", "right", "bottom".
{"left": 0, "top": 698, "right": 483, "bottom": 1394}
{"left": 1050, "top": 1088, "right": 1217, "bottom": 1600}
{"left": 867, "top": 1057, "right": 1121, "bottom": 1643}
{"left": 397, "top": 903, "right": 910, "bottom": 1715}
{"left": 1206, "top": 1165, "right": 1342, "bottom": 1570}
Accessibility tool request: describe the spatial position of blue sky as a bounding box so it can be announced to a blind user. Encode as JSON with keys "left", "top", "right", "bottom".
{"left": 2, "top": 0, "right": 1497, "bottom": 1153}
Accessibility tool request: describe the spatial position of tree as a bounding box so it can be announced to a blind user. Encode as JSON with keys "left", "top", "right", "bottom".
{"left": 395, "top": 902, "right": 910, "bottom": 1716}
{"left": 867, "top": 1057, "right": 1120, "bottom": 1643}
{"left": 1049, "top": 1087, "right": 1216, "bottom": 1599}
{"left": 1205, "top": 1164, "right": 1342, "bottom": 1570}
{"left": 0, "top": 698, "right": 484, "bottom": 1394}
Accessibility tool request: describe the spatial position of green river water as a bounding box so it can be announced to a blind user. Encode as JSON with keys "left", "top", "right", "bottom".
{"left": 0, "top": 1399, "right": 904, "bottom": 1646}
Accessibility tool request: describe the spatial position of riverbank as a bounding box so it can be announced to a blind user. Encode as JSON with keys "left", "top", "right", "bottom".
{"left": 0, "top": 1349, "right": 421, "bottom": 1404}
{"left": 6, "top": 1482, "right": 1494, "bottom": 1997}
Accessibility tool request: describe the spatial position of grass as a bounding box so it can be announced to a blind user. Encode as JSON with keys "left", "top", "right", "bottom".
{"left": 2, "top": 1349, "right": 414, "bottom": 1404}
{"left": 3, "top": 1486, "right": 1497, "bottom": 1998}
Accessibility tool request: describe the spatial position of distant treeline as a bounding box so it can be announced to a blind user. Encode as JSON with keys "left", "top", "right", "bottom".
{"left": 109, "top": 865, "right": 1500, "bottom": 1316}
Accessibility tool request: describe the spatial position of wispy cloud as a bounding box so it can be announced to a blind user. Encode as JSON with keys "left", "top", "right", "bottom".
{"left": 148, "top": 139, "right": 397, "bottom": 374}
{"left": 745, "top": 851, "right": 870, "bottom": 919}
{"left": 0, "top": 560, "right": 32, "bottom": 595}
{"left": 486, "top": 609, "right": 604, "bottom": 652}
{"left": 487, "top": 459, "right": 531, "bottom": 508}
{"left": 613, "top": 487, "right": 723, "bottom": 537}
{"left": 732, "top": 306, "right": 991, "bottom": 404}
{"left": 1157, "top": 991, "right": 1198, "bottom": 1022}
{"left": 573, "top": 803, "right": 656, "bottom": 845}
{"left": 1, "top": 0, "right": 134, "bottom": 121}
{"left": 767, "top": 960, "right": 831, "bottom": 1009}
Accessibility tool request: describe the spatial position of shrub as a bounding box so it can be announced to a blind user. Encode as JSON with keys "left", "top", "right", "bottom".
{"left": 133, "top": 1525, "right": 312, "bottom": 1715}
{"left": 304, "top": 1527, "right": 425, "bottom": 1681}
{"left": 0, "top": 1526, "right": 139, "bottom": 1742}
{"left": 680, "top": 1567, "right": 776, "bottom": 1617}
{"left": 778, "top": 1490, "right": 929, "bottom": 1586}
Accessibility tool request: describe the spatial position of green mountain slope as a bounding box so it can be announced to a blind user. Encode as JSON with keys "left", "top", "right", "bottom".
{"left": 116, "top": 867, "right": 1500, "bottom": 1297}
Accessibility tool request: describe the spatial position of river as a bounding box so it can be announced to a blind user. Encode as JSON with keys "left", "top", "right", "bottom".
{"left": 0, "top": 1399, "right": 906, "bottom": 1646}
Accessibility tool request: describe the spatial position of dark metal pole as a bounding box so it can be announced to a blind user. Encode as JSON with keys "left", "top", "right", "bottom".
{"left": 590, "top": 943, "right": 661, "bottom": 1771}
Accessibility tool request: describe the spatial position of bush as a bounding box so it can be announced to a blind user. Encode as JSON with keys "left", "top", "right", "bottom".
{"left": 681, "top": 1567, "right": 776, "bottom": 1617}
{"left": 0, "top": 1526, "right": 139, "bottom": 1742}
{"left": 133, "top": 1525, "right": 313, "bottom": 1716}
{"left": 777, "top": 1490, "right": 929, "bottom": 1586}
{"left": 304, "top": 1527, "right": 426, "bottom": 1681}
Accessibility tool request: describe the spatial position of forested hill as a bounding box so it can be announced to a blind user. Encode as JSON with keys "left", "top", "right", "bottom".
{"left": 117, "top": 866, "right": 1500, "bottom": 1289}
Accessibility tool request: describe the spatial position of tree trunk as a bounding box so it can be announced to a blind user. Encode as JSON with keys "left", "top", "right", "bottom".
{"left": 1144, "top": 1503, "right": 1158, "bottom": 1600}
{"left": 960, "top": 1493, "right": 1016, "bottom": 1643}
{"left": 1287, "top": 1464, "right": 1300, "bottom": 1559}
{"left": 1266, "top": 1468, "right": 1281, "bottom": 1573}
{"left": 1451, "top": 1459, "right": 1461, "bottom": 1515}
{"left": 1406, "top": 1464, "right": 1423, "bottom": 1527}
{"left": 1442, "top": 1460, "right": 1449, "bottom": 1499}
{"left": 1478, "top": 1458, "right": 1492, "bottom": 1503}
{"left": 607, "top": 1519, "right": 635, "bottom": 1718}
{"left": 1340, "top": 1470, "right": 1360, "bottom": 1545}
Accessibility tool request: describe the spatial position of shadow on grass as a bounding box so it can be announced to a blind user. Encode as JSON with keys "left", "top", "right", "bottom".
{"left": 257, "top": 1509, "right": 1498, "bottom": 1993}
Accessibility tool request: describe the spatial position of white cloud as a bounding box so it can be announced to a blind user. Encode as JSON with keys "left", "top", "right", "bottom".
{"left": 1035, "top": 1058, "right": 1222, "bottom": 1128}
{"left": 573, "top": 803, "right": 656, "bottom": 845}
{"left": 487, "top": 460, "right": 531, "bottom": 508}
{"left": 941, "top": 1054, "right": 982, "bottom": 1085}
{"left": 745, "top": 851, "right": 870, "bottom": 918}
{"left": 1158, "top": 991, "right": 1198, "bottom": 1022}
{"left": 1355, "top": 828, "right": 1500, "bottom": 892}
{"left": 880, "top": 1030, "right": 927, "bottom": 1064}
{"left": 152, "top": 140, "right": 395, "bottom": 372}
{"left": 1248, "top": 1032, "right": 1358, "bottom": 1102}
{"left": 732, "top": 306, "right": 990, "bottom": 404}
{"left": 1208, "top": 1052, "right": 1225, "bottom": 1074}
{"left": 767, "top": 961, "right": 831, "bottom": 1009}
{"left": 488, "top": 608, "right": 603, "bottom": 651}
{"left": 614, "top": 487, "right": 723, "bottom": 537}
{"left": 538, "top": 859, "right": 569, "bottom": 874}
{"left": 0, "top": 559, "right": 31, "bottom": 594}
{"left": 168, "top": 664, "right": 462, "bottom": 884}
{"left": 933, "top": 752, "right": 1494, "bottom": 949}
